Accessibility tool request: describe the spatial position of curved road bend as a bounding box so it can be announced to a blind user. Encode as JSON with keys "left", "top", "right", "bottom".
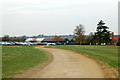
{"left": 29, "top": 47, "right": 104, "bottom": 78}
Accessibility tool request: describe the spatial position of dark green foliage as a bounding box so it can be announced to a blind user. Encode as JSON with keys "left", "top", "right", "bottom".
{"left": 117, "top": 38, "right": 120, "bottom": 46}
{"left": 93, "top": 20, "right": 111, "bottom": 44}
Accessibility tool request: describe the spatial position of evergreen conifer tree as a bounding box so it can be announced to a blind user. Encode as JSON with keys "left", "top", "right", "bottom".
{"left": 94, "top": 20, "right": 111, "bottom": 45}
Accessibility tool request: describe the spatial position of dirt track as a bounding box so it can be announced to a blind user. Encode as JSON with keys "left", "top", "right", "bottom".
{"left": 16, "top": 47, "right": 115, "bottom": 78}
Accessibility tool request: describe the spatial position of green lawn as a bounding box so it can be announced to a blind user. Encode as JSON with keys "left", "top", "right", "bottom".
{"left": 47, "top": 45, "right": 119, "bottom": 73}
{"left": 2, "top": 46, "right": 50, "bottom": 78}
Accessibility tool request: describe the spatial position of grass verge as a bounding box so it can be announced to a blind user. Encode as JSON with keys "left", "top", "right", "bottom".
{"left": 2, "top": 46, "right": 50, "bottom": 78}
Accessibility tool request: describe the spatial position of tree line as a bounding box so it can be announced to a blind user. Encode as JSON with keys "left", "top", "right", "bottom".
{"left": 74, "top": 20, "right": 119, "bottom": 45}
{"left": 2, "top": 35, "right": 26, "bottom": 42}
{"left": 2, "top": 20, "right": 119, "bottom": 45}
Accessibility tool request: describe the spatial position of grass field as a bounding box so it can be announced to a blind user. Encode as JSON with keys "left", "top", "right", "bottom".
{"left": 2, "top": 46, "right": 50, "bottom": 78}
{"left": 47, "top": 45, "right": 119, "bottom": 73}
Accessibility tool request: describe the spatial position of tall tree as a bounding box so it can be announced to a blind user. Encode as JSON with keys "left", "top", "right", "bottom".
{"left": 94, "top": 20, "right": 111, "bottom": 44}
{"left": 2, "top": 35, "right": 10, "bottom": 41}
{"left": 117, "top": 38, "right": 120, "bottom": 46}
{"left": 74, "top": 24, "right": 85, "bottom": 44}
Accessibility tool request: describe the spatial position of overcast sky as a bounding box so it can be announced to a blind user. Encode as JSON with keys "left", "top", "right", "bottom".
{"left": 0, "top": 0, "right": 119, "bottom": 36}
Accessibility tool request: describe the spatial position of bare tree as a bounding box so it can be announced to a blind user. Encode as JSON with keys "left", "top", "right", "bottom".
{"left": 19, "top": 37, "right": 26, "bottom": 42}
{"left": 2, "top": 35, "right": 10, "bottom": 42}
{"left": 13, "top": 37, "right": 19, "bottom": 42}
{"left": 74, "top": 24, "right": 85, "bottom": 44}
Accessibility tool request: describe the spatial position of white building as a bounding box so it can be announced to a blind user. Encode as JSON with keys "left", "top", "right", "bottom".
{"left": 25, "top": 38, "right": 44, "bottom": 43}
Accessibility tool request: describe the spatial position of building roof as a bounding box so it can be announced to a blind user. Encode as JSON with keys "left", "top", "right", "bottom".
{"left": 26, "top": 38, "right": 44, "bottom": 42}
{"left": 42, "top": 38, "right": 75, "bottom": 42}
{"left": 42, "top": 38, "right": 56, "bottom": 41}
{"left": 114, "top": 37, "right": 119, "bottom": 42}
{"left": 26, "top": 38, "right": 34, "bottom": 41}
{"left": 36, "top": 38, "right": 45, "bottom": 41}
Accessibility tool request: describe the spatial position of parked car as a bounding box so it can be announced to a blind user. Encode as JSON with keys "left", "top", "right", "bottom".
{"left": 10, "top": 42, "right": 15, "bottom": 45}
{"left": 3, "top": 42, "right": 11, "bottom": 45}
{"left": 14, "top": 42, "right": 20, "bottom": 45}
{"left": 19, "top": 42, "right": 27, "bottom": 45}
{"left": 101, "top": 43, "right": 105, "bottom": 46}
{"left": 32, "top": 42, "right": 38, "bottom": 45}
{"left": 40, "top": 42, "right": 47, "bottom": 45}
{"left": 37, "top": 43, "right": 41, "bottom": 45}
{"left": 56, "top": 42, "right": 62, "bottom": 45}
{"left": 27, "top": 42, "right": 33, "bottom": 45}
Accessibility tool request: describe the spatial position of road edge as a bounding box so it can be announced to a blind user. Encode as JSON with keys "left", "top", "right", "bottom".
{"left": 46, "top": 47, "right": 117, "bottom": 78}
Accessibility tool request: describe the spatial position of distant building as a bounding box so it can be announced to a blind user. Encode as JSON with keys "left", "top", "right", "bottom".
{"left": 111, "top": 32, "right": 120, "bottom": 44}
{"left": 25, "top": 38, "right": 44, "bottom": 43}
{"left": 41, "top": 38, "right": 75, "bottom": 44}
{"left": 41, "top": 38, "right": 56, "bottom": 43}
